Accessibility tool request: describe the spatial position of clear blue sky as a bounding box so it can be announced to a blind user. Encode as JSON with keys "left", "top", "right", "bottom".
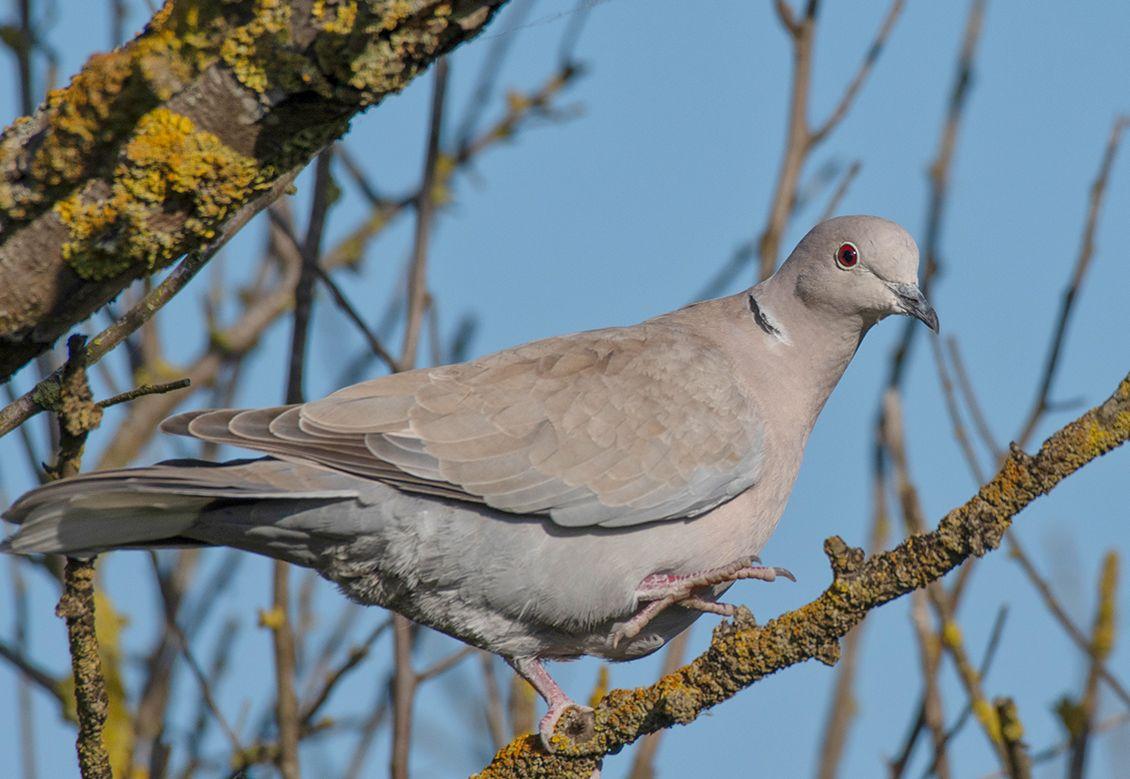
{"left": 2, "top": 1, "right": 1129, "bottom": 777}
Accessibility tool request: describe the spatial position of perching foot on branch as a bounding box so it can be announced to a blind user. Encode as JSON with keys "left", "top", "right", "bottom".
{"left": 612, "top": 557, "right": 796, "bottom": 648}
{"left": 508, "top": 656, "right": 596, "bottom": 751}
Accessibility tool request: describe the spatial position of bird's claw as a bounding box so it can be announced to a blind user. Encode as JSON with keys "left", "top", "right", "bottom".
{"left": 611, "top": 559, "right": 795, "bottom": 647}
{"left": 539, "top": 701, "right": 596, "bottom": 752}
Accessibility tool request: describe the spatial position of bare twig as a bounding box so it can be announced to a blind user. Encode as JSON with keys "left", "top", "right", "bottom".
{"left": 390, "top": 616, "right": 418, "bottom": 779}
{"left": 1015, "top": 115, "right": 1130, "bottom": 448}
{"left": 268, "top": 151, "right": 336, "bottom": 779}
{"left": 300, "top": 617, "right": 392, "bottom": 727}
{"left": 1066, "top": 551, "right": 1119, "bottom": 779}
{"left": 881, "top": 6, "right": 988, "bottom": 769}
{"left": 886, "top": 0, "right": 985, "bottom": 391}
{"left": 757, "top": 0, "right": 906, "bottom": 278}
{"left": 0, "top": 634, "right": 65, "bottom": 708}
{"left": 931, "top": 338, "right": 987, "bottom": 483}
{"left": 946, "top": 337, "right": 1002, "bottom": 462}
{"left": 8, "top": 553, "right": 39, "bottom": 779}
{"left": 416, "top": 645, "right": 476, "bottom": 682}
{"left": 815, "top": 428, "right": 892, "bottom": 779}
{"left": 995, "top": 698, "right": 1031, "bottom": 779}
{"left": 920, "top": 606, "right": 1009, "bottom": 777}
{"left": 312, "top": 264, "right": 402, "bottom": 372}
{"left": 1006, "top": 536, "right": 1130, "bottom": 709}
{"left": 401, "top": 59, "right": 450, "bottom": 368}
{"left": 480, "top": 653, "right": 509, "bottom": 750}
{"left": 96, "top": 378, "right": 191, "bottom": 409}
{"left": 819, "top": 160, "right": 862, "bottom": 221}
{"left": 388, "top": 58, "right": 451, "bottom": 779}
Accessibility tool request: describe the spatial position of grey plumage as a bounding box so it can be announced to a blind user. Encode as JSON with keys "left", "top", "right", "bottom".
{"left": 2, "top": 215, "right": 938, "bottom": 746}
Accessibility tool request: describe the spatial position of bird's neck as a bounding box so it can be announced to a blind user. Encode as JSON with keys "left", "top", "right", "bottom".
{"left": 745, "top": 272, "right": 871, "bottom": 433}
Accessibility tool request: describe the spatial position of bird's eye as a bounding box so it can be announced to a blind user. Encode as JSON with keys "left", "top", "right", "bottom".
{"left": 835, "top": 242, "right": 859, "bottom": 270}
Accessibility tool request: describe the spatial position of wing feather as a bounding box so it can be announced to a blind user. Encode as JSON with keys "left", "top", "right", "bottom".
{"left": 161, "top": 323, "right": 764, "bottom": 528}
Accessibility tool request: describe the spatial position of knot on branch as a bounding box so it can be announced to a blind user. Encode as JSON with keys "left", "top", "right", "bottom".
{"left": 44, "top": 335, "right": 103, "bottom": 481}
{"left": 814, "top": 640, "right": 842, "bottom": 667}
{"left": 824, "top": 536, "right": 865, "bottom": 579}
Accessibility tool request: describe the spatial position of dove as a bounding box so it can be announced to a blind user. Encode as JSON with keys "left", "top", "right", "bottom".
{"left": 3, "top": 215, "right": 938, "bottom": 749}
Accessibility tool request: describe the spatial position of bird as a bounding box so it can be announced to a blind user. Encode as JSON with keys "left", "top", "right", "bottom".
{"left": 3, "top": 215, "right": 938, "bottom": 750}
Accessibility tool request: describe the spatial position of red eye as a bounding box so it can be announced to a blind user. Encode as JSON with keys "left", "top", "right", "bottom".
{"left": 835, "top": 242, "right": 859, "bottom": 270}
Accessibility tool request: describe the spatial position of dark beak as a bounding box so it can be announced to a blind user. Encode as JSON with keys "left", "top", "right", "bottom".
{"left": 888, "top": 282, "right": 939, "bottom": 333}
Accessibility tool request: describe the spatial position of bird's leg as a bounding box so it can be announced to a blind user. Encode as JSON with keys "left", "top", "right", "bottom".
{"left": 612, "top": 557, "right": 795, "bottom": 647}
{"left": 507, "top": 656, "right": 595, "bottom": 752}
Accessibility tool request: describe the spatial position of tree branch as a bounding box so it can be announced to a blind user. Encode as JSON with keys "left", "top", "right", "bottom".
{"left": 0, "top": 0, "right": 510, "bottom": 383}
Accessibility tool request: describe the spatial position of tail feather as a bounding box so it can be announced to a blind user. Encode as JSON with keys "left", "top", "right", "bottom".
{"left": 2, "top": 457, "right": 360, "bottom": 557}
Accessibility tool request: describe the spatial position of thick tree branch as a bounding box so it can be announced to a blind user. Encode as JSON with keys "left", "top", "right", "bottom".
{"left": 0, "top": 0, "right": 509, "bottom": 383}
{"left": 476, "top": 372, "right": 1130, "bottom": 778}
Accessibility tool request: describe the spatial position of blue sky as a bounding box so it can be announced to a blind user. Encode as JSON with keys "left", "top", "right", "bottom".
{"left": 2, "top": 1, "right": 1129, "bottom": 777}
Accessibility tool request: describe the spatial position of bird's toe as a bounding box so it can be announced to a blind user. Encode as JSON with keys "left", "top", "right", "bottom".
{"left": 539, "top": 702, "right": 596, "bottom": 752}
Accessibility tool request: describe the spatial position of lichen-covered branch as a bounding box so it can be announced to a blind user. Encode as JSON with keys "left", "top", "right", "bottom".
{"left": 0, "top": 0, "right": 509, "bottom": 382}
{"left": 47, "top": 336, "right": 111, "bottom": 779}
{"left": 476, "top": 372, "right": 1130, "bottom": 778}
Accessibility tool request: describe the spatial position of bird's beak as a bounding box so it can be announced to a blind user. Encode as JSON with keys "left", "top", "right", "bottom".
{"left": 887, "top": 282, "right": 939, "bottom": 333}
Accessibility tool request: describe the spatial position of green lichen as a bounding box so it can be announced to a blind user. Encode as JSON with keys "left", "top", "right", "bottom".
{"left": 55, "top": 107, "right": 262, "bottom": 280}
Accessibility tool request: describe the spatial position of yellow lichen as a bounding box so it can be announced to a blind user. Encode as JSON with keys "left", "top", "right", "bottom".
{"left": 221, "top": 0, "right": 331, "bottom": 97}
{"left": 55, "top": 108, "right": 262, "bottom": 280}
{"left": 313, "top": 0, "right": 360, "bottom": 34}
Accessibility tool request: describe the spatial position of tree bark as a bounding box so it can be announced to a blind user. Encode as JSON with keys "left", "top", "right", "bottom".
{"left": 0, "top": 0, "right": 508, "bottom": 382}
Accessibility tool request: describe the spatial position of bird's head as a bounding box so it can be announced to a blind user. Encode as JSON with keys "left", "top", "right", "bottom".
{"left": 782, "top": 215, "right": 939, "bottom": 333}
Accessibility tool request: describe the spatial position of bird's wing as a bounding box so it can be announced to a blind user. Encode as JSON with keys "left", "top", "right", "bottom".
{"left": 162, "top": 324, "right": 765, "bottom": 528}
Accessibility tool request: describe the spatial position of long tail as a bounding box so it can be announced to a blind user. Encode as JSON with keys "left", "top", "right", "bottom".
{"left": 2, "top": 458, "right": 362, "bottom": 562}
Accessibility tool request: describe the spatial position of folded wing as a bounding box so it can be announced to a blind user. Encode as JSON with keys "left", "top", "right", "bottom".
{"left": 162, "top": 325, "right": 765, "bottom": 528}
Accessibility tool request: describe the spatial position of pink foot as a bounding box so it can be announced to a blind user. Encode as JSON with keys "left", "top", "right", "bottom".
{"left": 508, "top": 656, "right": 595, "bottom": 752}
{"left": 612, "top": 557, "right": 795, "bottom": 647}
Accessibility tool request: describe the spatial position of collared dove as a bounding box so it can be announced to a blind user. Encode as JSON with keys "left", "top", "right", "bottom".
{"left": 3, "top": 215, "right": 938, "bottom": 749}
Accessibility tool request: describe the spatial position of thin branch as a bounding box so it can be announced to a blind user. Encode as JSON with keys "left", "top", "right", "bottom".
{"left": 480, "top": 653, "right": 509, "bottom": 750}
{"left": 757, "top": 0, "right": 905, "bottom": 278}
{"left": 400, "top": 59, "right": 450, "bottom": 368}
{"left": 921, "top": 606, "right": 1009, "bottom": 777}
{"left": 268, "top": 151, "right": 335, "bottom": 779}
{"left": 390, "top": 616, "right": 417, "bottom": 779}
{"left": 1008, "top": 537, "right": 1130, "bottom": 709}
{"left": 163, "top": 608, "right": 244, "bottom": 756}
{"left": 810, "top": 0, "right": 906, "bottom": 144}
{"left": 9, "top": 551, "right": 39, "bottom": 779}
{"left": 931, "top": 338, "right": 987, "bottom": 484}
{"left": 819, "top": 160, "right": 862, "bottom": 221}
{"left": 1015, "top": 115, "right": 1130, "bottom": 448}
{"left": 946, "top": 337, "right": 1002, "bottom": 461}
{"left": 416, "top": 645, "right": 476, "bottom": 683}
{"left": 814, "top": 427, "right": 892, "bottom": 779}
{"left": 96, "top": 378, "right": 191, "bottom": 409}
{"left": 0, "top": 635, "right": 66, "bottom": 708}
{"left": 994, "top": 698, "right": 1031, "bottom": 779}
{"left": 1020, "top": 713, "right": 1130, "bottom": 774}
{"left": 300, "top": 617, "right": 392, "bottom": 728}
{"left": 1066, "top": 551, "right": 1118, "bottom": 779}
{"left": 885, "top": 0, "right": 985, "bottom": 391}
{"left": 773, "top": 0, "right": 801, "bottom": 37}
